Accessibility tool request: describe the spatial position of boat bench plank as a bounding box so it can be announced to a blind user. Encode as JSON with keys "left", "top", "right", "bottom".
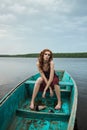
{"left": 25, "top": 80, "right": 73, "bottom": 86}
{"left": 25, "top": 80, "right": 73, "bottom": 92}
{"left": 16, "top": 109, "right": 70, "bottom": 121}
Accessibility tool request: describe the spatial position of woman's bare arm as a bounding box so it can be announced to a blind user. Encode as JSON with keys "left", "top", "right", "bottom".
{"left": 36, "top": 61, "right": 48, "bottom": 84}
{"left": 44, "top": 60, "right": 54, "bottom": 91}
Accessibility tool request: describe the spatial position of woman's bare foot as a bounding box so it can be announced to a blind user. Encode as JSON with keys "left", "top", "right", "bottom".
{"left": 55, "top": 102, "right": 61, "bottom": 110}
{"left": 29, "top": 102, "right": 34, "bottom": 110}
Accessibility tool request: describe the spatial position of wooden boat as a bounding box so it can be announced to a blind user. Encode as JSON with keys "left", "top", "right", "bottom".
{"left": 0, "top": 70, "right": 78, "bottom": 130}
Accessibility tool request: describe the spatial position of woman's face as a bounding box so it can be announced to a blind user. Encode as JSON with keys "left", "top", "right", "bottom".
{"left": 43, "top": 51, "right": 51, "bottom": 61}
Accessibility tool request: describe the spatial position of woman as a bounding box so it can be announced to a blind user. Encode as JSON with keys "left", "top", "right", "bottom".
{"left": 30, "top": 49, "right": 61, "bottom": 110}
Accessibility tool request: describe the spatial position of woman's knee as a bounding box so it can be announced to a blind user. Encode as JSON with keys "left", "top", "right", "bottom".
{"left": 35, "top": 77, "right": 43, "bottom": 85}
{"left": 54, "top": 84, "right": 60, "bottom": 89}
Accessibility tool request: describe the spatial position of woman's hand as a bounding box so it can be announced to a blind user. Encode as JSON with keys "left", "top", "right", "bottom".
{"left": 42, "top": 87, "right": 47, "bottom": 98}
{"left": 49, "top": 87, "right": 54, "bottom": 97}
{"left": 42, "top": 90, "right": 46, "bottom": 98}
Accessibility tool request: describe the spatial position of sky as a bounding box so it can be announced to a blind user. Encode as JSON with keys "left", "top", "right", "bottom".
{"left": 0, "top": 0, "right": 87, "bottom": 54}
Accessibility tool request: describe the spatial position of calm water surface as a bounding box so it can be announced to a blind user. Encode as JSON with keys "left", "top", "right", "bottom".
{"left": 0, "top": 58, "right": 87, "bottom": 130}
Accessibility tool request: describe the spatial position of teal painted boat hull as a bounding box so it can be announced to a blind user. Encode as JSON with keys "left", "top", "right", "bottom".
{"left": 0, "top": 70, "right": 78, "bottom": 130}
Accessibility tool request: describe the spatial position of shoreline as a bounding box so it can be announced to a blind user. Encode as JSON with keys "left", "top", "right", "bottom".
{"left": 0, "top": 52, "right": 87, "bottom": 58}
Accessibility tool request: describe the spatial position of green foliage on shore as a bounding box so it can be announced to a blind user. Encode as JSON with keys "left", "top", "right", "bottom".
{"left": 53, "top": 52, "right": 87, "bottom": 58}
{"left": 0, "top": 52, "right": 87, "bottom": 58}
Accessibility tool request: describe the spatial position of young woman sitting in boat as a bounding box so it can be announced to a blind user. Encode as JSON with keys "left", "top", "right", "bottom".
{"left": 30, "top": 49, "right": 61, "bottom": 110}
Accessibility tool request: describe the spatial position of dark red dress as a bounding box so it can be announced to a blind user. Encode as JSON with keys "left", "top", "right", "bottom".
{"left": 39, "top": 70, "right": 59, "bottom": 91}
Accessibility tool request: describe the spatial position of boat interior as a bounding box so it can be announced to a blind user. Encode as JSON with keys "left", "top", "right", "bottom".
{"left": 1, "top": 71, "right": 74, "bottom": 130}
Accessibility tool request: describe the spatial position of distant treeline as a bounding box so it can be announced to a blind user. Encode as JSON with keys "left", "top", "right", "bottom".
{"left": 0, "top": 52, "right": 87, "bottom": 58}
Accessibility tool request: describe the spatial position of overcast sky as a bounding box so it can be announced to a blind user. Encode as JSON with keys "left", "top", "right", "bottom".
{"left": 0, "top": 0, "right": 87, "bottom": 54}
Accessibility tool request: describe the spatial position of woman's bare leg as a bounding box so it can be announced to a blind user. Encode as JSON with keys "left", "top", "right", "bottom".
{"left": 30, "top": 77, "right": 43, "bottom": 109}
{"left": 54, "top": 85, "right": 61, "bottom": 109}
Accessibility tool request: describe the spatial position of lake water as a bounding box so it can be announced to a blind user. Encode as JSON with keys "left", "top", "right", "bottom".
{"left": 0, "top": 57, "right": 87, "bottom": 130}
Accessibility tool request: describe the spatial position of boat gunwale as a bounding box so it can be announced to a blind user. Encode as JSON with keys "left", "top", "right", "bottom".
{"left": 0, "top": 76, "right": 31, "bottom": 105}
{"left": 67, "top": 71, "right": 78, "bottom": 130}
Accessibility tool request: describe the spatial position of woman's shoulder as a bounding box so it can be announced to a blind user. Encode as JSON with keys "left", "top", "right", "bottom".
{"left": 50, "top": 60, "right": 54, "bottom": 65}
{"left": 36, "top": 61, "right": 39, "bottom": 66}
{"left": 49, "top": 60, "right": 54, "bottom": 68}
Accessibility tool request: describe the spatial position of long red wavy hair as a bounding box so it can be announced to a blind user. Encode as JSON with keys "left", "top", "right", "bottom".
{"left": 38, "top": 49, "right": 53, "bottom": 70}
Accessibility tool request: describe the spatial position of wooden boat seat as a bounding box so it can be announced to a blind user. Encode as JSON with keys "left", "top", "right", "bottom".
{"left": 25, "top": 80, "right": 73, "bottom": 86}
{"left": 25, "top": 80, "right": 73, "bottom": 93}
{"left": 16, "top": 108, "right": 70, "bottom": 121}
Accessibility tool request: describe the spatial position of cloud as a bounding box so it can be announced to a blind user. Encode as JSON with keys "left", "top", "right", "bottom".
{"left": 9, "top": 4, "right": 26, "bottom": 14}
{"left": 0, "top": 29, "right": 8, "bottom": 38}
{"left": 0, "top": 14, "right": 16, "bottom": 24}
{"left": 0, "top": 0, "right": 87, "bottom": 54}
